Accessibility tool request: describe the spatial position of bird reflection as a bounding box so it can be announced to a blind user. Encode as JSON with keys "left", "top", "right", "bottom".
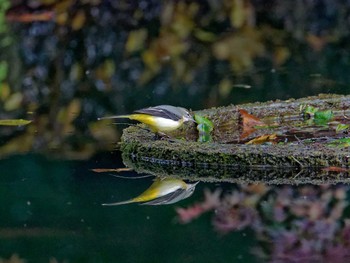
{"left": 102, "top": 177, "right": 198, "bottom": 206}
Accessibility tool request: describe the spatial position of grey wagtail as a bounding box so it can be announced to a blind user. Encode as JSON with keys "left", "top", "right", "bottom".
{"left": 102, "top": 177, "right": 199, "bottom": 206}
{"left": 98, "top": 105, "right": 194, "bottom": 133}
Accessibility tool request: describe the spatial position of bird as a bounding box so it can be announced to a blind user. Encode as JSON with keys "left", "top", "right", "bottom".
{"left": 98, "top": 105, "right": 194, "bottom": 133}
{"left": 102, "top": 177, "right": 199, "bottom": 206}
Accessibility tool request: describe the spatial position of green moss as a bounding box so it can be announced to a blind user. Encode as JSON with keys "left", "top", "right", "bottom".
{"left": 120, "top": 94, "right": 350, "bottom": 181}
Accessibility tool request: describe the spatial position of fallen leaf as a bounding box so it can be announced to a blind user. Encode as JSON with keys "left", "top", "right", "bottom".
{"left": 322, "top": 166, "right": 349, "bottom": 172}
{"left": 91, "top": 168, "right": 132, "bottom": 173}
{"left": 245, "top": 134, "right": 277, "bottom": 144}
{"left": 239, "top": 109, "right": 265, "bottom": 127}
{"left": 335, "top": 123, "right": 349, "bottom": 133}
{"left": 240, "top": 126, "right": 256, "bottom": 140}
{"left": 239, "top": 109, "right": 265, "bottom": 139}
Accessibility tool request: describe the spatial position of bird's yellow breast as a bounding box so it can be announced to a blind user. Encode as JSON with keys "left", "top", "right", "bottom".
{"left": 132, "top": 178, "right": 187, "bottom": 202}
{"left": 128, "top": 114, "right": 183, "bottom": 132}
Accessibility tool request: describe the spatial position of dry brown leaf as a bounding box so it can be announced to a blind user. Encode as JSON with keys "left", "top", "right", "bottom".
{"left": 239, "top": 109, "right": 265, "bottom": 127}
{"left": 239, "top": 109, "right": 265, "bottom": 140}
{"left": 322, "top": 166, "right": 349, "bottom": 173}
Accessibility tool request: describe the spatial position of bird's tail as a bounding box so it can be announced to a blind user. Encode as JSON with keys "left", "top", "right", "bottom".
{"left": 101, "top": 199, "right": 135, "bottom": 206}
{"left": 97, "top": 115, "right": 131, "bottom": 121}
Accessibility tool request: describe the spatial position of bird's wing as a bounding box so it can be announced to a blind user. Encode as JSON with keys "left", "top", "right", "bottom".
{"left": 140, "top": 188, "right": 187, "bottom": 205}
{"left": 134, "top": 106, "right": 182, "bottom": 121}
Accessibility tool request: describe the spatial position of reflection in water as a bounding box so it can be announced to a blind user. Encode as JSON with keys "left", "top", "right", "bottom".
{"left": 103, "top": 177, "right": 198, "bottom": 206}
{"left": 177, "top": 184, "right": 350, "bottom": 262}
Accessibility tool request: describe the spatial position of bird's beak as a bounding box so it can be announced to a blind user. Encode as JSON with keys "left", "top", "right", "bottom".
{"left": 190, "top": 181, "right": 200, "bottom": 187}
{"left": 186, "top": 116, "right": 196, "bottom": 123}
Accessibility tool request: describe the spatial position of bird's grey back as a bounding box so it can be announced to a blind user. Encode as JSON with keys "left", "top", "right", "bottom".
{"left": 134, "top": 105, "right": 187, "bottom": 121}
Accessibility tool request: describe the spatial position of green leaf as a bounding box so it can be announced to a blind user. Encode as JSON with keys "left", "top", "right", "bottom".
{"left": 0, "top": 119, "right": 32, "bottom": 126}
{"left": 198, "top": 132, "right": 212, "bottom": 143}
{"left": 303, "top": 105, "right": 318, "bottom": 117}
{"left": 335, "top": 123, "right": 349, "bottom": 133}
{"left": 194, "top": 114, "right": 214, "bottom": 131}
{"left": 197, "top": 123, "right": 212, "bottom": 133}
{"left": 194, "top": 114, "right": 214, "bottom": 143}
{"left": 328, "top": 137, "right": 350, "bottom": 148}
{"left": 314, "top": 110, "right": 334, "bottom": 124}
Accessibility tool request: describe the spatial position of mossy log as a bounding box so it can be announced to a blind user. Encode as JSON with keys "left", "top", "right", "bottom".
{"left": 120, "top": 94, "right": 350, "bottom": 182}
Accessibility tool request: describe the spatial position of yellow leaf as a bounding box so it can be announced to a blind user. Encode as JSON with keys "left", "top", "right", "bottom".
{"left": 126, "top": 29, "right": 148, "bottom": 53}
{"left": 58, "top": 99, "right": 81, "bottom": 124}
{"left": 194, "top": 29, "right": 216, "bottom": 42}
{"left": 0, "top": 119, "right": 32, "bottom": 126}
{"left": 142, "top": 50, "right": 160, "bottom": 72}
{"left": 69, "top": 63, "right": 83, "bottom": 81}
{"left": 56, "top": 12, "right": 68, "bottom": 25}
{"left": 273, "top": 46, "right": 290, "bottom": 66}
{"left": 245, "top": 134, "right": 277, "bottom": 144}
{"left": 0, "top": 82, "right": 10, "bottom": 101}
{"left": 219, "top": 78, "right": 233, "bottom": 97}
{"left": 4, "top": 92, "right": 23, "bottom": 111}
{"left": 230, "top": 0, "right": 245, "bottom": 28}
{"left": 71, "top": 10, "right": 86, "bottom": 31}
{"left": 96, "top": 60, "right": 115, "bottom": 81}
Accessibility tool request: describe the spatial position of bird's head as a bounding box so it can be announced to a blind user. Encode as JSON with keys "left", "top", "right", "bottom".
{"left": 178, "top": 107, "right": 195, "bottom": 123}
{"left": 183, "top": 181, "right": 199, "bottom": 199}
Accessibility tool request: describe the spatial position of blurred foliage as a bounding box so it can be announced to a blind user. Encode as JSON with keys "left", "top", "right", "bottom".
{"left": 178, "top": 183, "right": 350, "bottom": 262}
{"left": 0, "top": 254, "right": 25, "bottom": 263}
{"left": 1, "top": 0, "right": 350, "bottom": 158}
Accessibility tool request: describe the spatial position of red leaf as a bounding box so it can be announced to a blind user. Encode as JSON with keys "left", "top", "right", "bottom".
{"left": 6, "top": 11, "right": 55, "bottom": 22}
{"left": 239, "top": 109, "right": 265, "bottom": 127}
{"left": 239, "top": 109, "right": 265, "bottom": 140}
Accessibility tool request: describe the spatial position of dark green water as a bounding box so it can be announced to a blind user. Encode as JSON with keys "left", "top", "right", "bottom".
{"left": 2, "top": 153, "right": 350, "bottom": 263}
{"left": 0, "top": 154, "right": 257, "bottom": 262}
